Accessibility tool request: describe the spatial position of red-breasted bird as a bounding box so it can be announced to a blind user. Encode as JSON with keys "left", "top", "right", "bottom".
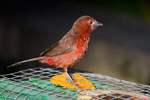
{"left": 8, "top": 16, "right": 103, "bottom": 87}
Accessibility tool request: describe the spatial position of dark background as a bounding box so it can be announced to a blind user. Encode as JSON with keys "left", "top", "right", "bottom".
{"left": 0, "top": 0, "right": 150, "bottom": 85}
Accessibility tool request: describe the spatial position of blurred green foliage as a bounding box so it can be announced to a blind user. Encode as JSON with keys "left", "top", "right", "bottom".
{"left": 81, "top": 0, "right": 150, "bottom": 21}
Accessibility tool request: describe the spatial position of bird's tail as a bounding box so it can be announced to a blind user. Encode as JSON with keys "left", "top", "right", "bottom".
{"left": 7, "top": 57, "right": 43, "bottom": 68}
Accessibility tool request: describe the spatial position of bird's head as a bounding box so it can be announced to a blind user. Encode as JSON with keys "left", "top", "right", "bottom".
{"left": 73, "top": 16, "right": 103, "bottom": 34}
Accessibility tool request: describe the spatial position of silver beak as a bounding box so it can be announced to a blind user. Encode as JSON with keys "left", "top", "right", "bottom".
{"left": 93, "top": 21, "right": 103, "bottom": 28}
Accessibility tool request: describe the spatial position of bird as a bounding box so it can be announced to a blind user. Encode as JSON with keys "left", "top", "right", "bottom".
{"left": 7, "top": 15, "right": 103, "bottom": 87}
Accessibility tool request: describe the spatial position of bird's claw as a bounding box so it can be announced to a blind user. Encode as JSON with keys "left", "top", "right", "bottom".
{"left": 66, "top": 72, "right": 79, "bottom": 89}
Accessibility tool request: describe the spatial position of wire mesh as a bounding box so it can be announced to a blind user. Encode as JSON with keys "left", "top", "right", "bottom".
{"left": 0, "top": 67, "right": 149, "bottom": 100}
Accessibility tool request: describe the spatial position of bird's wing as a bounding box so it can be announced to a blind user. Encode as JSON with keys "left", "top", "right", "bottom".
{"left": 40, "top": 34, "right": 77, "bottom": 57}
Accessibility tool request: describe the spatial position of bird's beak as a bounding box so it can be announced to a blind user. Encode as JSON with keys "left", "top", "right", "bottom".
{"left": 93, "top": 21, "right": 103, "bottom": 28}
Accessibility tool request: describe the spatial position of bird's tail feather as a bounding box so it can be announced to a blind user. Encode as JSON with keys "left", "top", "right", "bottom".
{"left": 7, "top": 57, "right": 43, "bottom": 68}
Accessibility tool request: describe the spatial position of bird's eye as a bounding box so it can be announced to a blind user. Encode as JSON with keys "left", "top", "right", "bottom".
{"left": 89, "top": 21, "right": 93, "bottom": 24}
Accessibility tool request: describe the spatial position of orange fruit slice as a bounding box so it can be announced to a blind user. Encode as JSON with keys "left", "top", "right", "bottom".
{"left": 50, "top": 73, "right": 95, "bottom": 90}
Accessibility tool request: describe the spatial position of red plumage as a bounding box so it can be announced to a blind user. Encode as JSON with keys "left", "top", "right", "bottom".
{"left": 39, "top": 16, "right": 103, "bottom": 72}
{"left": 40, "top": 32, "right": 90, "bottom": 72}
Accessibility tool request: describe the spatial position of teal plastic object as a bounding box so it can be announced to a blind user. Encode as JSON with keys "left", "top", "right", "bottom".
{"left": 0, "top": 78, "right": 77, "bottom": 100}
{"left": 0, "top": 78, "right": 117, "bottom": 100}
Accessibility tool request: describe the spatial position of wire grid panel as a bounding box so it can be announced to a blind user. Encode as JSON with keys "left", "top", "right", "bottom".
{"left": 0, "top": 67, "right": 149, "bottom": 100}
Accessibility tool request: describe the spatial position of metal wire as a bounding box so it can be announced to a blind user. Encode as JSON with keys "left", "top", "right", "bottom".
{"left": 0, "top": 67, "right": 149, "bottom": 100}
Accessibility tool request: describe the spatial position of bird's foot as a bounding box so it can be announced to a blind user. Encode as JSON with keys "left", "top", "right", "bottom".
{"left": 66, "top": 72, "right": 79, "bottom": 89}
